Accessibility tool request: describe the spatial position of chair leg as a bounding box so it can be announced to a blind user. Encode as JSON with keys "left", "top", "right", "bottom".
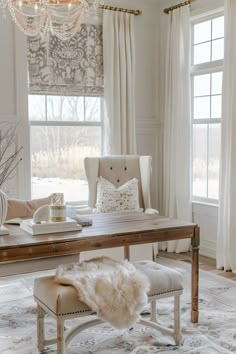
{"left": 37, "top": 305, "right": 45, "bottom": 352}
{"left": 150, "top": 301, "right": 157, "bottom": 322}
{"left": 174, "top": 295, "right": 181, "bottom": 345}
{"left": 57, "top": 318, "right": 65, "bottom": 354}
{"left": 124, "top": 246, "right": 130, "bottom": 261}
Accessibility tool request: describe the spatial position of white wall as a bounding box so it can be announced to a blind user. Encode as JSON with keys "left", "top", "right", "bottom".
{"left": 0, "top": 16, "right": 16, "bottom": 116}
{"left": 0, "top": 16, "right": 30, "bottom": 199}
{"left": 0, "top": 17, "right": 18, "bottom": 198}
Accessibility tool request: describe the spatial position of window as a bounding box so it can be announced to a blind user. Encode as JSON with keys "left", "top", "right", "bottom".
{"left": 28, "top": 95, "right": 103, "bottom": 202}
{"left": 191, "top": 14, "right": 224, "bottom": 202}
{"left": 27, "top": 24, "right": 103, "bottom": 203}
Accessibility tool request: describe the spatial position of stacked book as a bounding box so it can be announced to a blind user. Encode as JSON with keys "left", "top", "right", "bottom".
{"left": 20, "top": 217, "right": 82, "bottom": 235}
{"left": 66, "top": 206, "right": 93, "bottom": 226}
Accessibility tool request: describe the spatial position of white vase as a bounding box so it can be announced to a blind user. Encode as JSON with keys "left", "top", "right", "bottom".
{"left": 0, "top": 190, "right": 9, "bottom": 235}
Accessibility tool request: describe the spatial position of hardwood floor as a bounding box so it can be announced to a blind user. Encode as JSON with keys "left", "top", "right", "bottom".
{"left": 159, "top": 251, "right": 236, "bottom": 281}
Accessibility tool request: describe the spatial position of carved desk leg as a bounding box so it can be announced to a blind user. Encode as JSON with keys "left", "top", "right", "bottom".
{"left": 191, "top": 226, "right": 200, "bottom": 323}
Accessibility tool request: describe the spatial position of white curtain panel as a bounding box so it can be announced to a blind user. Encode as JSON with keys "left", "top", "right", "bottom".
{"left": 161, "top": 6, "right": 192, "bottom": 253}
{"left": 217, "top": 0, "right": 236, "bottom": 272}
{"left": 103, "top": 11, "right": 137, "bottom": 155}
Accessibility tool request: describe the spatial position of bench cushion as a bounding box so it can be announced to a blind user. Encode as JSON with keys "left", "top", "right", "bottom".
{"left": 133, "top": 260, "right": 183, "bottom": 296}
{"left": 34, "top": 261, "right": 183, "bottom": 316}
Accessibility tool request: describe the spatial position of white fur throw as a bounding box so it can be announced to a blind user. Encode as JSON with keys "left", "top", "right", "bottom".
{"left": 55, "top": 256, "right": 150, "bottom": 329}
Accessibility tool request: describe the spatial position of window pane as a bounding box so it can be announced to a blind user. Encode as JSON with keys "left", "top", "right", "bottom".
{"left": 194, "top": 74, "right": 210, "bottom": 97}
{"left": 192, "top": 124, "right": 208, "bottom": 198}
{"left": 61, "top": 97, "right": 84, "bottom": 121}
{"left": 31, "top": 126, "right": 101, "bottom": 201}
{"left": 211, "top": 72, "right": 223, "bottom": 95}
{"left": 194, "top": 42, "right": 211, "bottom": 65}
{"left": 194, "top": 97, "right": 210, "bottom": 119}
{"left": 85, "top": 97, "right": 101, "bottom": 122}
{"left": 47, "top": 96, "right": 63, "bottom": 121}
{"left": 208, "top": 124, "right": 221, "bottom": 199}
{"left": 212, "top": 38, "right": 224, "bottom": 61}
{"left": 211, "top": 95, "right": 222, "bottom": 118}
{"left": 47, "top": 96, "right": 84, "bottom": 121}
{"left": 194, "top": 20, "right": 211, "bottom": 44}
{"left": 212, "top": 16, "right": 224, "bottom": 40}
{"left": 28, "top": 95, "right": 46, "bottom": 121}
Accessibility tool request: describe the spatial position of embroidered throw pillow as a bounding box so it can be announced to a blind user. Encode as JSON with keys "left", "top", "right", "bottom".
{"left": 95, "top": 176, "right": 140, "bottom": 213}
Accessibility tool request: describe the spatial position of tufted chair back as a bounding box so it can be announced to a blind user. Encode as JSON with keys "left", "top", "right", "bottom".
{"left": 84, "top": 155, "right": 153, "bottom": 210}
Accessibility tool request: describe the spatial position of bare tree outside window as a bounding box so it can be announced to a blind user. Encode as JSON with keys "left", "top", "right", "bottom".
{"left": 29, "top": 95, "right": 102, "bottom": 202}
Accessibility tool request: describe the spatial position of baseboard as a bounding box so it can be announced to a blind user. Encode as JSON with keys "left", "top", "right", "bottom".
{"left": 200, "top": 246, "right": 216, "bottom": 259}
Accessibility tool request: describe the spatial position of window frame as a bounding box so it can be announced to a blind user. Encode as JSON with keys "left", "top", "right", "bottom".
{"left": 191, "top": 11, "right": 224, "bottom": 204}
{"left": 28, "top": 94, "right": 104, "bottom": 203}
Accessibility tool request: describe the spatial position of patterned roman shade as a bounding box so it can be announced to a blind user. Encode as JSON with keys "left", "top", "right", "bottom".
{"left": 27, "top": 24, "right": 103, "bottom": 96}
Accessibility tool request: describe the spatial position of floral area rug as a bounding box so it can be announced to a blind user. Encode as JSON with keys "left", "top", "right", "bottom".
{"left": 1, "top": 257, "right": 236, "bottom": 353}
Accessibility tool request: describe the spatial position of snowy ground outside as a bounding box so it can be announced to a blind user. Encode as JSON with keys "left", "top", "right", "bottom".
{"left": 32, "top": 177, "right": 89, "bottom": 203}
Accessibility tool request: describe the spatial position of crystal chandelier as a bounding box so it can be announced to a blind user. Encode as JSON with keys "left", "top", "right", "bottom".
{"left": 0, "top": 0, "right": 103, "bottom": 40}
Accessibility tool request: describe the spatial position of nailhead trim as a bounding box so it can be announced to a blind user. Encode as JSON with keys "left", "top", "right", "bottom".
{"left": 35, "top": 288, "right": 183, "bottom": 317}
{"left": 57, "top": 309, "right": 94, "bottom": 316}
{"left": 148, "top": 288, "right": 183, "bottom": 297}
{"left": 34, "top": 296, "right": 92, "bottom": 316}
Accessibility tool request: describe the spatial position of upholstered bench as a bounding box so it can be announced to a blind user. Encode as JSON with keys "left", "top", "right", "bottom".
{"left": 34, "top": 260, "right": 183, "bottom": 354}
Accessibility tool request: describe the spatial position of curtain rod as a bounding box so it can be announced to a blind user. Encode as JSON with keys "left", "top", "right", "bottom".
{"left": 11, "top": 0, "right": 142, "bottom": 15}
{"left": 99, "top": 5, "right": 142, "bottom": 16}
{"left": 164, "top": 0, "right": 193, "bottom": 14}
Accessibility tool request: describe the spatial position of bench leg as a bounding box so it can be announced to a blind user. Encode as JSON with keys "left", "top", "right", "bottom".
{"left": 57, "top": 318, "right": 65, "bottom": 354}
{"left": 150, "top": 301, "right": 157, "bottom": 322}
{"left": 174, "top": 295, "right": 181, "bottom": 345}
{"left": 37, "top": 305, "right": 45, "bottom": 352}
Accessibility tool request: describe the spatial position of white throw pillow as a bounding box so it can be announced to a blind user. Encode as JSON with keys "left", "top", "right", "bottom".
{"left": 95, "top": 176, "right": 140, "bottom": 213}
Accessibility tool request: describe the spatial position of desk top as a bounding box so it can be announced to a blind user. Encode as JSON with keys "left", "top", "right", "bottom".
{"left": 0, "top": 213, "right": 197, "bottom": 263}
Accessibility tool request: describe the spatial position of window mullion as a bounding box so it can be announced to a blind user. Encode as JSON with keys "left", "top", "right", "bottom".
{"left": 29, "top": 120, "right": 102, "bottom": 127}
{"left": 210, "top": 19, "right": 213, "bottom": 62}
{"left": 206, "top": 123, "right": 209, "bottom": 199}
{"left": 191, "top": 61, "right": 223, "bottom": 75}
{"left": 45, "top": 96, "right": 48, "bottom": 121}
{"left": 210, "top": 73, "right": 212, "bottom": 119}
{"left": 193, "top": 118, "right": 222, "bottom": 125}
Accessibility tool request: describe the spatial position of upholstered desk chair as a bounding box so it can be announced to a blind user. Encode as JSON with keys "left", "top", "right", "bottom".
{"left": 80, "top": 155, "right": 158, "bottom": 262}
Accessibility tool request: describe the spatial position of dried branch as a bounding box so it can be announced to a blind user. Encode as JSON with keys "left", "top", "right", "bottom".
{"left": 0, "top": 123, "right": 23, "bottom": 188}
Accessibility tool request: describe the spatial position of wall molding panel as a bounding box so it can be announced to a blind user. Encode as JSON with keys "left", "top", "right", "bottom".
{"left": 193, "top": 203, "right": 218, "bottom": 258}
{"left": 0, "top": 114, "right": 17, "bottom": 122}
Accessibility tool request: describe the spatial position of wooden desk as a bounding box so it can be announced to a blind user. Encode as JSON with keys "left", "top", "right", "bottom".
{"left": 0, "top": 212, "right": 200, "bottom": 323}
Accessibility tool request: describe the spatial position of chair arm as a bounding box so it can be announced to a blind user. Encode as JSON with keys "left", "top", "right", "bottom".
{"left": 144, "top": 208, "right": 159, "bottom": 215}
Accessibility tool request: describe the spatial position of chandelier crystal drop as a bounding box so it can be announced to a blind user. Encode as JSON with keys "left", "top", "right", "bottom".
{"left": 0, "top": 0, "right": 103, "bottom": 40}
